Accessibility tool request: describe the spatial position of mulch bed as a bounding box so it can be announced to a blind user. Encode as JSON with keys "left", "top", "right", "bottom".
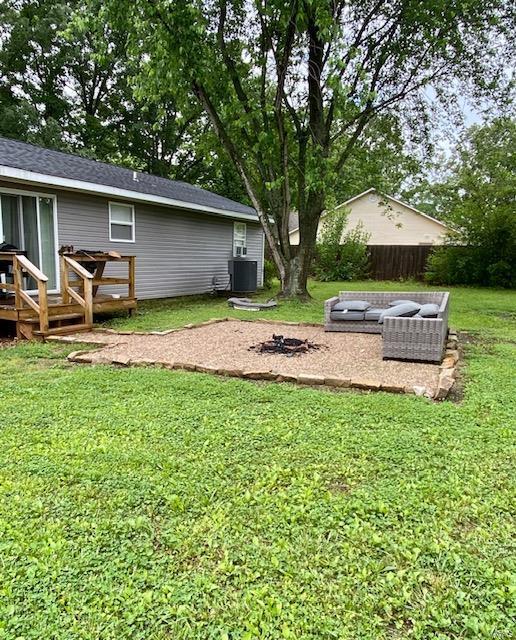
{"left": 57, "top": 319, "right": 443, "bottom": 396}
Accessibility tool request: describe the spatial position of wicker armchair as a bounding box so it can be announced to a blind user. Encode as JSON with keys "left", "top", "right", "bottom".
{"left": 324, "top": 291, "right": 449, "bottom": 362}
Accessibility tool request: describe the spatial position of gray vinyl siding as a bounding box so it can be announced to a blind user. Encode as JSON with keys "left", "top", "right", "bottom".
{"left": 0, "top": 180, "right": 264, "bottom": 298}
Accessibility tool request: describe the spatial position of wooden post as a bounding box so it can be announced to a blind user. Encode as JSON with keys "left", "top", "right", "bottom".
{"left": 128, "top": 256, "right": 136, "bottom": 299}
{"left": 37, "top": 280, "right": 49, "bottom": 334}
{"left": 83, "top": 278, "right": 93, "bottom": 326}
{"left": 60, "top": 255, "right": 70, "bottom": 304}
{"left": 13, "top": 256, "right": 23, "bottom": 310}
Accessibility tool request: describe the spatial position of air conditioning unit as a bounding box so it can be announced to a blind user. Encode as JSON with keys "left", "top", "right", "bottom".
{"left": 228, "top": 258, "right": 257, "bottom": 292}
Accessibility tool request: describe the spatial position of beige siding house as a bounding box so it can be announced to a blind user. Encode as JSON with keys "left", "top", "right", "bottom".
{"left": 289, "top": 188, "right": 449, "bottom": 246}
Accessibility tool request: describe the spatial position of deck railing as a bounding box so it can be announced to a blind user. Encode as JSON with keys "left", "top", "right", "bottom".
{"left": 60, "top": 253, "right": 136, "bottom": 299}
{"left": 11, "top": 254, "right": 49, "bottom": 334}
{"left": 60, "top": 256, "right": 94, "bottom": 326}
{"left": 0, "top": 251, "right": 136, "bottom": 337}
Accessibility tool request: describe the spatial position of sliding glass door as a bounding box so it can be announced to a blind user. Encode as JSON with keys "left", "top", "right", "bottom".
{"left": 0, "top": 194, "right": 21, "bottom": 247}
{"left": 0, "top": 191, "right": 58, "bottom": 290}
{"left": 39, "top": 197, "right": 57, "bottom": 288}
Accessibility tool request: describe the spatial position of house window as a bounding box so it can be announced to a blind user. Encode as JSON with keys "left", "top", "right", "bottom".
{"left": 109, "top": 202, "right": 135, "bottom": 242}
{"left": 233, "top": 222, "right": 247, "bottom": 257}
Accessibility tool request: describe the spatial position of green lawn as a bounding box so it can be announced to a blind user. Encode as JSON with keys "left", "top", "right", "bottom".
{"left": 101, "top": 280, "right": 516, "bottom": 341}
{"left": 1, "top": 282, "right": 515, "bottom": 639}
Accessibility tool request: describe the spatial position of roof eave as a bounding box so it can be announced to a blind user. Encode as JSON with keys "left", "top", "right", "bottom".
{"left": 289, "top": 187, "right": 449, "bottom": 234}
{"left": 0, "top": 165, "right": 258, "bottom": 222}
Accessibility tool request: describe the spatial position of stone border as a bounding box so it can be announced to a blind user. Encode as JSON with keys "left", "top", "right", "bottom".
{"left": 434, "top": 330, "right": 460, "bottom": 401}
{"left": 57, "top": 319, "right": 460, "bottom": 400}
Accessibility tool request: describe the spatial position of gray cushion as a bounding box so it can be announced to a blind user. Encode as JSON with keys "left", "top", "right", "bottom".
{"left": 418, "top": 303, "right": 440, "bottom": 318}
{"left": 330, "top": 310, "right": 365, "bottom": 321}
{"left": 389, "top": 299, "right": 419, "bottom": 307}
{"left": 333, "top": 300, "right": 371, "bottom": 312}
{"left": 378, "top": 302, "right": 421, "bottom": 324}
{"left": 364, "top": 308, "right": 384, "bottom": 321}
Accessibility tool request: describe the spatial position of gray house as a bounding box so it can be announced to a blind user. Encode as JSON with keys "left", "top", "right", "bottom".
{"left": 0, "top": 137, "right": 264, "bottom": 300}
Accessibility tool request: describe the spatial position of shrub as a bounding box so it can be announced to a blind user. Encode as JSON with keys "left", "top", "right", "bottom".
{"left": 313, "top": 210, "right": 370, "bottom": 281}
{"left": 422, "top": 119, "right": 515, "bottom": 289}
{"left": 263, "top": 258, "right": 279, "bottom": 289}
{"left": 426, "top": 244, "right": 514, "bottom": 288}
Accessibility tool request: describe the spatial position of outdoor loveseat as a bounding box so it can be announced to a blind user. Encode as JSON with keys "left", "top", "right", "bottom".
{"left": 324, "top": 291, "right": 450, "bottom": 363}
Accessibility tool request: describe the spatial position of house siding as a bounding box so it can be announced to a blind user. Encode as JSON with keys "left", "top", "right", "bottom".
{"left": 0, "top": 180, "right": 264, "bottom": 298}
{"left": 341, "top": 194, "right": 447, "bottom": 245}
{"left": 289, "top": 192, "right": 448, "bottom": 246}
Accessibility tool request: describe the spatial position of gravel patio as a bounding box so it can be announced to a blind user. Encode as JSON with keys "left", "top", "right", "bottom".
{"left": 60, "top": 319, "right": 442, "bottom": 395}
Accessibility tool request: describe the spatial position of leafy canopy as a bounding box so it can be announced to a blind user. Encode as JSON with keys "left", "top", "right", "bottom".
{"left": 424, "top": 118, "right": 516, "bottom": 287}
{"left": 99, "top": 0, "right": 514, "bottom": 296}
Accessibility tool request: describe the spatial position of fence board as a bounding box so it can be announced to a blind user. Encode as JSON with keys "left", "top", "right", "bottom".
{"left": 367, "top": 245, "right": 434, "bottom": 280}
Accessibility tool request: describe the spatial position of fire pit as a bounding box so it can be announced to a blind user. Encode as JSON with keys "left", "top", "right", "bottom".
{"left": 250, "top": 334, "right": 321, "bottom": 356}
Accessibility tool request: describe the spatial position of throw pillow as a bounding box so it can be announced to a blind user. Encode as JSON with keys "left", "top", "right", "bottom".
{"left": 379, "top": 302, "right": 421, "bottom": 324}
{"left": 418, "top": 303, "right": 440, "bottom": 318}
{"left": 333, "top": 300, "right": 371, "bottom": 312}
{"left": 389, "top": 299, "right": 419, "bottom": 307}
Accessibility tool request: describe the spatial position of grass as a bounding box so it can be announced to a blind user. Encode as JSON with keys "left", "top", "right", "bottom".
{"left": 101, "top": 280, "right": 516, "bottom": 341}
{"left": 0, "top": 281, "right": 515, "bottom": 639}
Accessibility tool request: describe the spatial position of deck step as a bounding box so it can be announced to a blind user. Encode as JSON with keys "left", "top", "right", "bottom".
{"left": 18, "top": 303, "right": 87, "bottom": 320}
{"left": 34, "top": 323, "right": 93, "bottom": 337}
{"left": 23, "top": 313, "right": 84, "bottom": 324}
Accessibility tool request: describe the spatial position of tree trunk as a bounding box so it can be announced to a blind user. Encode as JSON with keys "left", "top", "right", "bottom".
{"left": 280, "top": 254, "right": 311, "bottom": 299}
{"left": 277, "top": 199, "right": 321, "bottom": 300}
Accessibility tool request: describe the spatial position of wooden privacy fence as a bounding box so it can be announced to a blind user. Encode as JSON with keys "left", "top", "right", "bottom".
{"left": 367, "top": 245, "right": 434, "bottom": 281}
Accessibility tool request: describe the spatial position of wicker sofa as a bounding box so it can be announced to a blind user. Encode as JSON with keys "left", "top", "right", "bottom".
{"left": 324, "top": 291, "right": 449, "bottom": 362}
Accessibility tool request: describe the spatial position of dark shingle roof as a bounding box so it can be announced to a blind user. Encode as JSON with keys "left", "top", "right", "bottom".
{"left": 0, "top": 137, "right": 256, "bottom": 217}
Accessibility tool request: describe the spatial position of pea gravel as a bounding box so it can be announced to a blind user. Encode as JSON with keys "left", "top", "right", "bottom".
{"left": 63, "top": 320, "right": 440, "bottom": 393}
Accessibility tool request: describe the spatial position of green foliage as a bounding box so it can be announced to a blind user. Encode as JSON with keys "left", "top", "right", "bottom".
{"left": 96, "top": 0, "right": 514, "bottom": 296}
{"left": 0, "top": 284, "right": 515, "bottom": 638}
{"left": 0, "top": 0, "right": 247, "bottom": 199}
{"left": 426, "top": 245, "right": 514, "bottom": 288}
{"left": 422, "top": 118, "right": 516, "bottom": 288}
{"left": 330, "top": 116, "right": 421, "bottom": 204}
{"left": 313, "top": 211, "right": 370, "bottom": 281}
{"left": 263, "top": 259, "right": 279, "bottom": 289}
{"left": 100, "top": 280, "right": 516, "bottom": 344}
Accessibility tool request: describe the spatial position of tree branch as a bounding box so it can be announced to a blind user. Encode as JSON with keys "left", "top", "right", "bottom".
{"left": 192, "top": 80, "right": 285, "bottom": 274}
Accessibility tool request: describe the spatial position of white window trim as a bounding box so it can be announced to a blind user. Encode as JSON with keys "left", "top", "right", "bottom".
{"left": 109, "top": 201, "right": 135, "bottom": 243}
{"left": 233, "top": 221, "right": 247, "bottom": 257}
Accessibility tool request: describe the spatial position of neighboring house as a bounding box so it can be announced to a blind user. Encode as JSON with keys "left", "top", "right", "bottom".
{"left": 0, "top": 137, "right": 264, "bottom": 299}
{"left": 289, "top": 188, "right": 449, "bottom": 246}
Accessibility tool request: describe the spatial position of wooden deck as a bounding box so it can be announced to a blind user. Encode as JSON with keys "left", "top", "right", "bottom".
{"left": 0, "top": 252, "right": 136, "bottom": 339}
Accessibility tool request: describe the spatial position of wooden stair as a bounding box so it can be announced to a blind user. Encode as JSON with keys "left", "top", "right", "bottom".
{"left": 20, "top": 312, "right": 92, "bottom": 338}
{"left": 34, "top": 323, "right": 93, "bottom": 337}
{"left": 1, "top": 250, "right": 136, "bottom": 340}
{"left": 3, "top": 253, "right": 95, "bottom": 340}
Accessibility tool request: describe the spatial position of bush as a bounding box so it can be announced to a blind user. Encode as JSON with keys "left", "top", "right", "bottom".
{"left": 313, "top": 211, "right": 370, "bottom": 281}
{"left": 263, "top": 258, "right": 279, "bottom": 289}
{"left": 422, "top": 119, "right": 515, "bottom": 289}
{"left": 426, "top": 244, "right": 514, "bottom": 288}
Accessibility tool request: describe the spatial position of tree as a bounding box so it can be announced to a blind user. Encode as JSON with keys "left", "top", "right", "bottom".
{"left": 423, "top": 117, "right": 515, "bottom": 287}
{"left": 330, "top": 113, "right": 420, "bottom": 205}
{"left": 0, "top": 0, "right": 70, "bottom": 148}
{"left": 0, "top": 0, "right": 227, "bottom": 183}
{"left": 313, "top": 209, "right": 370, "bottom": 281}
{"left": 97, "top": 0, "right": 513, "bottom": 298}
